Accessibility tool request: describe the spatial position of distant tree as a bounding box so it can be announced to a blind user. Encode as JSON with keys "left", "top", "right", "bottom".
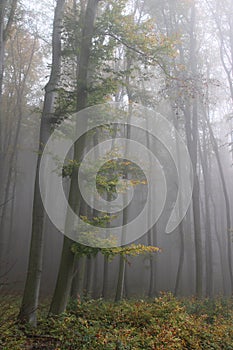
{"left": 0, "top": 0, "right": 17, "bottom": 99}
{"left": 0, "top": 27, "right": 41, "bottom": 263}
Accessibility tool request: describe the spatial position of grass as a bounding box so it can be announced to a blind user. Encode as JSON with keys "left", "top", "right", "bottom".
{"left": 1, "top": 293, "right": 233, "bottom": 349}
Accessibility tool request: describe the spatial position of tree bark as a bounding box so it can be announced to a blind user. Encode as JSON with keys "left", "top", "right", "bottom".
{"left": 0, "top": 0, "right": 17, "bottom": 99}
{"left": 199, "top": 126, "right": 213, "bottom": 297}
{"left": 0, "top": 34, "right": 37, "bottom": 264}
{"left": 115, "top": 114, "right": 131, "bottom": 302}
{"left": 181, "top": 5, "right": 203, "bottom": 297}
{"left": 49, "top": 0, "right": 100, "bottom": 315}
{"left": 71, "top": 257, "right": 86, "bottom": 299}
{"left": 0, "top": 0, "right": 17, "bottom": 203}
{"left": 205, "top": 114, "right": 233, "bottom": 293}
{"left": 18, "top": 0, "right": 65, "bottom": 325}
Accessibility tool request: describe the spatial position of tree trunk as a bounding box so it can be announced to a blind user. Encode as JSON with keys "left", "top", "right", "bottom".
{"left": 49, "top": 0, "right": 100, "bottom": 315}
{"left": 84, "top": 256, "right": 95, "bottom": 297}
{"left": 210, "top": 194, "right": 227, "bottom": 294}
{"left": 0, "top": 0, "right": 6, "bottom": 100}
{"left": 71, "top": 257, "right": 86, "bottom": 299}
{"left": 115, "top": 255, "right": 126, "bottom": 302}
{"left": 181, "top": 5, "right": 203, "bottom": 297}
{"left": 102, "top": 255, "right": 109, "bottom": 298}
{"left": 0, "top": 35, "right": 37, "bottom": 265}
{"left": 199, "top": 129, "right": 213, "bottom": 297}
{"left": 0, "top": 0, "right": 17, "bottom": 206}
{"left": 205, "top": 114, "right": 233, "bottom": 293}
{"left": 115, "top": 119, "right": 131, "bottom": 303}
{"left": 0, "top": 0, "right": 17, "bottom": 99}
{"left": 18, "top": 0, "right": 65, "bottom": 325}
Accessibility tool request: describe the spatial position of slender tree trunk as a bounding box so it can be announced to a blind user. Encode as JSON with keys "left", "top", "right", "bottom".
{"left": 0, "top": 0, "right": 17, "bottom": 99}
{"left": 49, "top": 0, "right": 100, "bottom": 315}
{"left": 115, "top": 255, "right": 126, "bottom": 302}
{"left": 71, "top": 257, "right": 86, "bottom": 299}
{"left": 210, "top": 194, "right": 227, "bottom": 294}
{"left": 180, "top": 5, "right": 203, "bottom": 297}
{"left": 101, "top": 124, "right": 118, "bottom": 299}
{"left": 0, "top": 0, "right": 17, "bottom": 212}
{"left": 174, "top": 225, "right": 185, "bottom": 296}
{"left": 84, "top": 256, "right": 95, "bottom": 297}
{"left": 147, "top": 227, "right": 155, "bottom": 297}
{"left": 183, "top": 103, "right": 203, "bottom": 297}
{"left": 205, "top": 114, "right": 233, "bottom": 293}
{"left": 102, "top": 255, "right": 109, "bottom": 298}
{"left": 172, "top": 111, "right": 185, "bottom": 296}
{"left": 0, "top": 35, "right": 37, "bottom": 264}
{"left": 115, "top": 119, "right": 131, "bottom": 303}
{"left": 18, "top": 0, "right": 65, "bottom": 325}
{"left": 115, "top": 53, "right": 135, "bottom": 302}
{"left": 0, "top": 0, "right": 6, "bottom": 101}
{"left": 145, "top": 123, "right": 155, "bottom": 297}
{"left": 199, "top": 130, "right": 213, "bottom": 297}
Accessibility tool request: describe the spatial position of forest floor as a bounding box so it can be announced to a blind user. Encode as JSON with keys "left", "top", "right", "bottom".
{"left": 0, "top": 293, "right": 233, "bottom": 349}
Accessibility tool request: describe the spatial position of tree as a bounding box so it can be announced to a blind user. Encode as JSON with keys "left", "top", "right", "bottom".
{"left": 49, "top": 0, "right": 100, "bottom": 315}
{"left": 205, "top": 112, "right": 233, "bottom": 293}
{"left": 0, "top": 27, "right": 41, "bottom": 265}
{"left": 0, "top": 0, "right": 18, "bottom": 212}
{"left": 18, "top": 0, "right": 65, "bottom": 325}
{"left": 0, "top": 0, "right": 17, "bottom": 99}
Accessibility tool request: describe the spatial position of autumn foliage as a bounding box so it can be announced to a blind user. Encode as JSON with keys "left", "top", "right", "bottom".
{"left": 1, "top": 294, "right": 233, "bottom": 349}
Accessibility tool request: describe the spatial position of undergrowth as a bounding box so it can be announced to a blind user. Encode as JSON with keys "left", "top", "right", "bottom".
{"left": 0, "top": 293, "right": 233, "bottom": 349}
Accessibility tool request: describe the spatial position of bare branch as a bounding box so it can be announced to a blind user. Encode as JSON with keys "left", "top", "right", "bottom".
{"left": 3, "top": 0, "right": 18, "bottom": 41}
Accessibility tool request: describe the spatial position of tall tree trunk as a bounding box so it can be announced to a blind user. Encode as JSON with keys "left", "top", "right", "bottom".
{"left": 145, "top": 122, "right": 156, "bottom": 298}
{"left": 84, "top": 256, "right": 95, "bottom": 297}
{"left": 0, "top": 0, "right": 17, "bottom": 99}
{"left": 49, "top": 0, "right": 100, "bottom": 315}
{"left": 183, "top": 102, "right": 203, "bottom": 297}
{"left": 18, "top": 0, "right": 65, "bottom": 325}
{"left": 210, "top": 193, "right": 227, "bottom": 294}
{"left": 0, "top": 35, "right": 37, "bottom": 265}
{"left": 205, "top": 114, "right": 233, "bottom": 293}
{"left": 115, "top": 120, "right": 131, "bottom": 303}
{"left": 101, "top": 255, "right": 109, "bottom": 298}
{"left": 71, "top": 256, "right": 86, "bottom": 299}
{"left": 199, "top": 129, "right": 213, "bottom": 297}
{"left": 172, "top": 111, "right": 185, "bottom": 296}
{"left": 101, "top": 124, "right": 118, "bottom": 299}
{"left": 181, "top": 5, "right": 203, "bottom": 297}
{"left": 0, "top": 0, "right": 17, "bottom": 207}
{"left": 115, "top": 254, "right": 126, "bottom": 302}
{"left": 0, "top": 0, "right": 6, "bottom": 101}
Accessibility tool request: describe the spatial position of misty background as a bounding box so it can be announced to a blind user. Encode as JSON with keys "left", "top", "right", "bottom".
{"left": 0, "top": 0, "right": 233, "bottom": 313}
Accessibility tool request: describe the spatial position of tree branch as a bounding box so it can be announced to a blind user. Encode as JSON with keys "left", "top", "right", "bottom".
{"left": 3, "top": 0, "right": 17, "bottom": 41}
